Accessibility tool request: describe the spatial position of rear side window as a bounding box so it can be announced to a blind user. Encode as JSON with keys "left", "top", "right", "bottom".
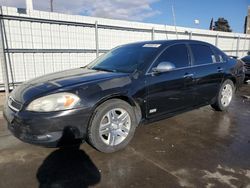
{"left": 212, "top": 47, "right": 227, "bottom": 63}
{"left": 190, "top": 44, "right": 215, "bottom": 65}
{"left": 155, "top": 44, "right": 189, "bottom": 68}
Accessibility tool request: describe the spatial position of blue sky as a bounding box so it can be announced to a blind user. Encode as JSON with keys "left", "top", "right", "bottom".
{"left": 144, "top": 0, "right": 249, "bottom": 33}
{"left": 0, "top": 0, "right": 249, "bottom": 33}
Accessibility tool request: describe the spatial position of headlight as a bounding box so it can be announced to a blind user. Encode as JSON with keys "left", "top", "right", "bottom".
{"left": 26, "top": 92, "right": 80, "bottom": 112}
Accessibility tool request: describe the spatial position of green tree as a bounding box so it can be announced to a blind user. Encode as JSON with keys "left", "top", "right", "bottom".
{"left": 214, "top": 18, "right": 232, "bottom": 32}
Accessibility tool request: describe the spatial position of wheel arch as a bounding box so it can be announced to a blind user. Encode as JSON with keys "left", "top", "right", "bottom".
{"left": 223, "top": 75, "right": 237, "bottom": 87}
{"left": 90, "top": 94, "right": 142, "bottom": 126}
{"left": 229, "top": 77, "right": 236, "bottom": 86}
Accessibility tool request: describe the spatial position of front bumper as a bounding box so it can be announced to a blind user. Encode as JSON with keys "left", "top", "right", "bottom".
{"left": 3, "top": 104, "right": 92, "bottom": 147}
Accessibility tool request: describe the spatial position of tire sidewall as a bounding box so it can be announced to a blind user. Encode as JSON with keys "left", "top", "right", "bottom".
{"left": 88, "top": 99, "right": 137, "bottom": 153}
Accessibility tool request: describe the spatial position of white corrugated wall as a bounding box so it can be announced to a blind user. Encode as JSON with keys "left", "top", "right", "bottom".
{"left": 0, "top": 6, "right": 249, "bottom": 89}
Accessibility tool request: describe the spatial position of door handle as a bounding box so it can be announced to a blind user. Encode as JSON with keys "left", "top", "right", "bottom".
{"left": 217, "top": 67, "right": 224, "bottom": 72}
{"left": 183, "top": 73, "right": 194, "bottom": 78}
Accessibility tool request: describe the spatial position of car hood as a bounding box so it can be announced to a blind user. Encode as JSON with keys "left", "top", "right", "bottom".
{"left": 11, "top": 68, "right": 129, "bottom": 103}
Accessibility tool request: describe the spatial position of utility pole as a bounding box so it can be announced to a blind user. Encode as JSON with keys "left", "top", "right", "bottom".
{"left": 50, "top": 0, "right": 54, "bottom": 12}
{"left": 25, "top": 0, "right": 33, "bottom": 11}
{"left": 171, "top": 4, "right": 178, "bottom": 39}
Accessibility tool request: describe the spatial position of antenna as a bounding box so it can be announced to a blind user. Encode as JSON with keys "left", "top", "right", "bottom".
{"left": 171, "top": 3, "right": 178, "bottom": 39}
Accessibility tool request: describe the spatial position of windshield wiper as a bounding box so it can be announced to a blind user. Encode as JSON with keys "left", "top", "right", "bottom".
{"left": 92, "top": 67, "right": 116, "bottom": 72}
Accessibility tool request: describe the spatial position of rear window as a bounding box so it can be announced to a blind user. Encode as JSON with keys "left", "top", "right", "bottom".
{"left": 190, "top": 44, "right": 216, "bottom": 65}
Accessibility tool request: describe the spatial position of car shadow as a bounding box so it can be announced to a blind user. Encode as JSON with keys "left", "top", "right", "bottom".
{"left": 36, "top": 129, "right": 101, "bottom": 188}
{"left": 36, "top": 146, "right": 101, "bottom": 188}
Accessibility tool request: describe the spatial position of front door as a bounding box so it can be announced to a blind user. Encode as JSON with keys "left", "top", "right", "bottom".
{"left": 146, "top": 43, "right": 195, "bottom": 118}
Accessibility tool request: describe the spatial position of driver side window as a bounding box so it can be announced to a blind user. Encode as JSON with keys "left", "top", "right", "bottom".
{"left": 155, "top": 44, "right": 190, "bottom": 69}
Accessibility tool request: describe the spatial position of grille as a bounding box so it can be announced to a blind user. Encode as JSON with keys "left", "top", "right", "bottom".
{"left": 8, "top": 96, "right": 22, "bottom": 111}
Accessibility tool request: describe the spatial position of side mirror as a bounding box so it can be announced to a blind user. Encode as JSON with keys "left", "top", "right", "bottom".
{"left": 152, "top": 61, "right": 176, "bottom": 73}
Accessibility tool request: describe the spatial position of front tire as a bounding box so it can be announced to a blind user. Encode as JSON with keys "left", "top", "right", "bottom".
{"left": 211, "top": 79, "right": 235, "bottom": 111}
{"left": 88, "top": 99, "right": 137, "bottom": 153}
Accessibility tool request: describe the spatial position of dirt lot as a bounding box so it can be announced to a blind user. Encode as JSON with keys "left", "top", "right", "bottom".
{"left": 0, "top": 84, "right": 250, "bottom": 188}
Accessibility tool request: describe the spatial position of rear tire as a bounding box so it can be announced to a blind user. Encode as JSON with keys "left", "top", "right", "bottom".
{"left": 211, "top": 79, "right": 235, "bottom": 111}
{"left": 88, "top": 99, "right": 137, "bottom": 153}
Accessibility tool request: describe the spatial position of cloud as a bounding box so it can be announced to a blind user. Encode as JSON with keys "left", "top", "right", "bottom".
{"left": 0, "top": 0, "right": 160, "bottom": 21}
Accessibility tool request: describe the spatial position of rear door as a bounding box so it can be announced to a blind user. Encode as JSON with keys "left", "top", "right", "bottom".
{"left": 146, "top": 43, "right": 196, "bottom": 118}
{"left": 188, "top": 43, "right": 225, "bottom": 105}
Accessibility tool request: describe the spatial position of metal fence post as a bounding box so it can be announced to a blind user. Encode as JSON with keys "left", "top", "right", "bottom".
{"left": 151, "top": 27, "right": 155, "bottom": 41}
{"left": 215, "top": 34, "right": 219, "bottom": 47}
{"left": 95, "top": 21, "right": 99, "bottom": 57}
{"left": 236, "top": 36, "right": 240, "bottom": 57}
{"left": 248, "top": 36, "right": 250, "bottom": 55}
{"left": 189, "top": 31, "right": 192, "bottom": 40}
{"left": 0, "top": 17, "right": 9, "bottom": 96}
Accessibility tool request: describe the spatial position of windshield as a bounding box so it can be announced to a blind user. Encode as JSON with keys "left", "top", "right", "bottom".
{"left": 88, "top": 45, "right": 159, "bottom": 73}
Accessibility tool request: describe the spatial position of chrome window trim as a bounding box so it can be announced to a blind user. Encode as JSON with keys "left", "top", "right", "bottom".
{"left": 145, "top": 62, "right": 220, "bottom": 75}
{"left": 145, "top": 42, "right": 226, "bottom": 76}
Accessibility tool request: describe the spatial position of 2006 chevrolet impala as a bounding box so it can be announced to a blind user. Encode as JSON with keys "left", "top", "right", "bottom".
{"left": 4, "top": 40, "right": 245, "bottom": 153}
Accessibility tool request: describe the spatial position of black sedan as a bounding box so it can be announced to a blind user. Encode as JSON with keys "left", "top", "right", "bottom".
{"left": 241, "top": 55, "right": 250, "bottom": 82}
{"left": 4, "top": 40, "right": 245, "bottom": 153}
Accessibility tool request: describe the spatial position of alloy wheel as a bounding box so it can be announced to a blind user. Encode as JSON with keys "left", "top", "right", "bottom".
{"left": 221, "top": 84, "right": 233, "bottom": 107}
{"left": 99, "top": 108, "right": 131, "bottom": 146}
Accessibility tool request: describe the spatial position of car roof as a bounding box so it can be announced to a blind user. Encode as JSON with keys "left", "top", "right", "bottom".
{"left": 122, "top": 39, "right": 214, "bottom": 47}
{"left": 119, "top": 39, "right": 227, "bottom": 58}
